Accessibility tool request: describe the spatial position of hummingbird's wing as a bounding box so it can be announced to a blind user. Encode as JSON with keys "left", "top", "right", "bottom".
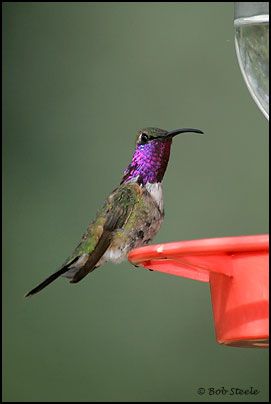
{"left": 68, "top": 184, "right": 139, "bottom": 283}
{"left": 25, "top": 183, "right": 140, "bottom": 297}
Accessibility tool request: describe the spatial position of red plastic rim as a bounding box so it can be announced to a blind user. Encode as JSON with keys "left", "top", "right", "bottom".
{"left": 128, "top": 234, "right": 268, "bottom": 266}
{"left": 128, "top": 234, "right": 269, "bottom": 281}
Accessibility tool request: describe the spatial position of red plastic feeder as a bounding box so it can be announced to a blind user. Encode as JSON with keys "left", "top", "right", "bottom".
{"left": 128, "top": 235, "right": 269, "bottom": 348}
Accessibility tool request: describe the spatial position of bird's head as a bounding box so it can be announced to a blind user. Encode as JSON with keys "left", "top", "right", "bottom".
{"left": 121, "top": 127, "right": 203, "bottom": 185}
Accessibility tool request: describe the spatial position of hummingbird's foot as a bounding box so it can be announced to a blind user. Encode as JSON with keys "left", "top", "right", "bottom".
{"left": 132, "top": 264, "right": 153, "bottom": 271}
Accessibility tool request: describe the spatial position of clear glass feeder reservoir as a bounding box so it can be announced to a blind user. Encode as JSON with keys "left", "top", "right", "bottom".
{"left": 234, "top": 2, "right": 269, "bottom": 120}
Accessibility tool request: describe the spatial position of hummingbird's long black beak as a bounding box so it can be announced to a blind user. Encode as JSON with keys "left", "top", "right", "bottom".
{"left": 161, "top": 128, "right": 204, "bottom": 139}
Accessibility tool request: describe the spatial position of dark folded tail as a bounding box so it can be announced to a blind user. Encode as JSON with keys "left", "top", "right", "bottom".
{"left": 24, "top": 264, "right": 71, "bottom": 297}
{"left": 24, "top": 255, "right": 80, "bottom": 297}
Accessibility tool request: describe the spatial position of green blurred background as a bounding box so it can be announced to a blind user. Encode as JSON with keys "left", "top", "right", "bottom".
{"left": 3, "top": 2, "right": 269, "bottom": 402}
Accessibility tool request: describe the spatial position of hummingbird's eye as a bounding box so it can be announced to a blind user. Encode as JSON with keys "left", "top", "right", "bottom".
{"left": 141, "top": 133, "right": 149, "bottom": 143}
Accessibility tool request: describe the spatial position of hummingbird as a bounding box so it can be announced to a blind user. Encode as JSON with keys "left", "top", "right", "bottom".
{"left": 25, "top": 127, "right": 203, "bottom": 297}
